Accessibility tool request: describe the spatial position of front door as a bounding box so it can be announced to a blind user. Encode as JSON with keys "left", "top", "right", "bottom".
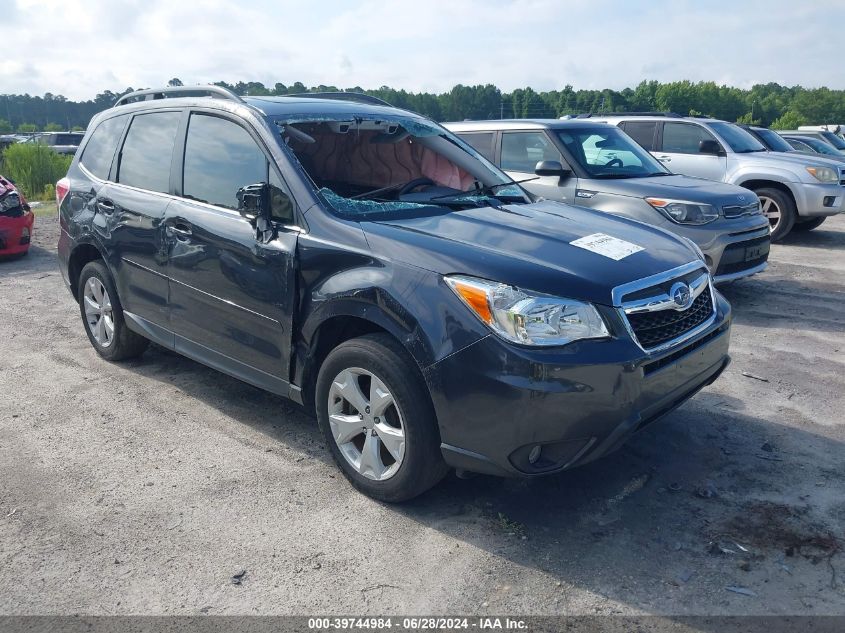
{"left": 165, "top": 111, "right": 298, "bottom": 394}
{"left": 499, "top": 130, "right": 576, "bottom": 202}
{"left": 654, "top": 121, "right": 727, "bottom": 182}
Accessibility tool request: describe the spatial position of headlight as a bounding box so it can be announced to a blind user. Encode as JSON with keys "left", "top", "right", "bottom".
{"left": 646, "top": 197, "right": 720, "bottom": 225}
{"left": 445, "top": 275, "right": 610, "bottom": 346}
{"left": 805, "top": 165, "right": 839, "bottom": 183}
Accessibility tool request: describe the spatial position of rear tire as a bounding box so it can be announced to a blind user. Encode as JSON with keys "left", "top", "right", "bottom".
{"left": 755, "top": 187, "right": 796, "bottom": 242}
{"left": 78, "top": 260, "right": 149, "bottom": 361}
{"left": 316, "top": 333, "right": 448, "bottom": 502}
{"left": 792, "top": 217, "right": 826, "bottom": 232}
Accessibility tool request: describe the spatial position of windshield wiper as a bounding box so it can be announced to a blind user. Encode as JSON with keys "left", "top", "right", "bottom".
{"left": 429, "top": 177, "right": 537, "bottom": 202}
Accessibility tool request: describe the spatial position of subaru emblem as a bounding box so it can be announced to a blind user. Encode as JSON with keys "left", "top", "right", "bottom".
{"left": 670, "top": 282, "right": 692, "bottom": 309}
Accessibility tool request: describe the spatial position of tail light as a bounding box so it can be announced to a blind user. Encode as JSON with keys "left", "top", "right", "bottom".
{"left": 56, "top": 177, "right": 70, "bottom": 210}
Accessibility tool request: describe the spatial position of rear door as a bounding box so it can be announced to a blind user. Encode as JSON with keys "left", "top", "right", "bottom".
{"left": 164, "top": 110, "right": 298, "bottom": 394}
{"left": 98, "top": 110, "right": 181, "bottom": 334}
{"left": 654, "top": 121, "right": 727, "bottom": 182}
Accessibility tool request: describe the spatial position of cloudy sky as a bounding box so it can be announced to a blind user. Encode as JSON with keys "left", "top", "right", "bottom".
{"left": 2, "top": 0, "right": 842, "bottom": 100}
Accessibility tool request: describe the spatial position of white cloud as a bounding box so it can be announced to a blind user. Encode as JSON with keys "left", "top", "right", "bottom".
{"left": 5, "top": 0, "right": 845, "bottom": 100}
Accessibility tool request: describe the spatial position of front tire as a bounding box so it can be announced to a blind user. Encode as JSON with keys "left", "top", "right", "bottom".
{"left": 316, "top": 333, "right": 448, "bottom": 502}
{"left": 792, "top": 216, "right": 826, "bottom": 232}
{"left": 78, "top": 260, "right": 149, "bottom": 361}
{"left": 756, "top": 187, "right": 796, "bottom": 242}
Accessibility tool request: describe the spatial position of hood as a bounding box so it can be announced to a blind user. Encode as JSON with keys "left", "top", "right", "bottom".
{"left": 738, "top": 151, "right": 845, "bottom": 172}
{"left": 780, "top": 150, "right": 845, "bottom": 165}
{"left": 362, "top": 200, "right": 702, "bottom": 306}
{"left": 590, "top": 174, "right": 758, "bottom": 206}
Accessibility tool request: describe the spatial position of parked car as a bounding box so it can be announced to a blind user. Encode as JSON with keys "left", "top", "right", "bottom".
{"left": 798, "top": 124, "right": 845, "bottom": 140}
{"left": 446, "top": 119, "right": 770, "bottom": 283}
{"left": 0, "top": 175, "right": 34, "bottom": 258}
{"left": 777, "top": 130, "right": 845, "bottom": 155}
{"left": 58, "top": 86, "right": 732, "bottom": 501}
{"left": 782, "top": 134, "right": 845, "bottom": 160}
{"left": 598, "top": 114, "right": 845, "bottom": 240}
{"left": 24, "top": 131, "right": 84, "bottom": 155}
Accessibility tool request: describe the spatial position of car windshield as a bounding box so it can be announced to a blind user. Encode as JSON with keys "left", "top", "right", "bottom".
{"left": 555, "top": 127, "right": 669, "bottom": 179}
{"left": 274, "top": 114, "right": 527, "bottom": 217}
{"left": 754, "top": 128, "right": 794, "bottom": 153}
{"left": 707, "top": 122, "right": 766, "bottom": 153}
{"left": 818, "top": 131, "right": 845, "bottom": 150}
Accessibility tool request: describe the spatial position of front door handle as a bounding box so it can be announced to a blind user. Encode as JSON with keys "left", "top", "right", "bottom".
{"left": 657, "top": 156, "right": 672, "bottom": 163}
{"left": 96, "top": 198, "right": 115, "bottom": 214}
{"left": 166, "top": 222, "right": 192, "bottom": 240}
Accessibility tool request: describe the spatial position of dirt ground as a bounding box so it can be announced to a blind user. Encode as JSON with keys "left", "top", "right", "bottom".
{"left": 1, "top": 210, "right": 843, "bottom": 617}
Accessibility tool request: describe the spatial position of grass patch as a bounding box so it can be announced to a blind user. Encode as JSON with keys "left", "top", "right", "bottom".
{"left": 1, "top": 143, "right": 71, "bottom": 200}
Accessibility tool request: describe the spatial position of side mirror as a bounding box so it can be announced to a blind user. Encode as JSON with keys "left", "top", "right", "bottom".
{"left": 237, "top": 182, "right": 276, "bottom": 243}
{"left": 699, "top": 139, "right": 724, "bottom": 156}
{"left": 236, "top": 182, "right": 270, "bottom": 222}
{"left": 535, "top": 160, "right": 571, "bottom": 178}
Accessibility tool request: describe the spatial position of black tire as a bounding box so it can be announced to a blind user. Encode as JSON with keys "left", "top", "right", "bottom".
{"left": 755, "top": 187, "right": 796, "bottom": 242}
{"left": 78, "top": 260, "right": 149, "bottom": 361}
{"left": 315, "top": 333, "right": 448, "bottom": 502}
{"left": 792, "top": 216, "right": 827, "bottom": 232}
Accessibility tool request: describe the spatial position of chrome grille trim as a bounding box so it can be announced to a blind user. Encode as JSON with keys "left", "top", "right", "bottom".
{"left": 612, "top": 261, "right": 717, "bottom": 354}
{"left": 722, "top": 201, "right": 761, "bottom": 218}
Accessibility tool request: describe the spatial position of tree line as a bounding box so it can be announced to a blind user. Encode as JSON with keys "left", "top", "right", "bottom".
{"left": 1, "top": 78, "right": 842, "bottom": 133}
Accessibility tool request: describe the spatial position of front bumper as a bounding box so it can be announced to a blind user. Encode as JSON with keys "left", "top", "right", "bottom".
{"left": 673, "top": 220, "right": 770, "bottom": 284}
{"left": 793, "top": 181, "right": 845, "bottom": 218}
{"left": 0, "top": 213, "right": 34, "bottom": 256}
{"left": 424, "top": 292, "right": 731, "bottom": 477}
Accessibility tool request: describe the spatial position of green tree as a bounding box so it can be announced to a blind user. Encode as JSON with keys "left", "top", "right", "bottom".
{"left": 771, "top": 111, "right": 806, "bottom": 130}
{"left": 44, "top": 122, "right": 63, "bottom": 132}
{"left": 0, "top": 119, "right": 12, "bottom": 133}
{"left": 17, "top": 123, "right": 38, "bottom": 133}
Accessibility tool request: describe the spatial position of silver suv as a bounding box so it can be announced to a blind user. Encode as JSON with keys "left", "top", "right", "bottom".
{"left": 597, "top": 115, "right": 845, "bottom": 241}
{"left": 446, "top": 119, "right": 770, "bottom": 283}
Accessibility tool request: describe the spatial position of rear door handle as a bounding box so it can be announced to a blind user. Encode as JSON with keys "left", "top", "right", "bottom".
{"left": 657, "top": 156, "right": 672, "bottom": 162}
{"left": 96, "top": 198, "right": 115, "bottom": 214}
{"left": 166, "top": 222, "right": 192, "bottom": 240}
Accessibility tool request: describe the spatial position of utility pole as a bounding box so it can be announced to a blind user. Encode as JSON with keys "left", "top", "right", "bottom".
{"left": 500, "top": 100, "right": 504, "bottom": 119}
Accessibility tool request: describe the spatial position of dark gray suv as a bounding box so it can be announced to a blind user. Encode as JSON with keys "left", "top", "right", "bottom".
{"left": 56, "top": 86, "right": 732, "bottom": 501}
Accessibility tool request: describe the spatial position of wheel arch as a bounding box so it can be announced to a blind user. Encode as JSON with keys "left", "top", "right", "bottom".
{"left": 68, "top": 241, "right": 107, "bottom": 302}
{"left": 293, "top": 300, "right": 434, "bottom": 416}
{"left": 736, "top": 179, "right": 797, "bottom": 210}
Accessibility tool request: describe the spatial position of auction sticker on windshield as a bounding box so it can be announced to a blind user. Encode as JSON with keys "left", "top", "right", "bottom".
{"left": 570, "top": 233, "right": 645, "bottom": 260}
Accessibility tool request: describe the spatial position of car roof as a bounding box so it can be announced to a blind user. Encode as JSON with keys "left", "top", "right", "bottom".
{"left": 444, "top": 119, "right": 614, "bottom": 131}
{"left": 242, "top": 96, "right": 422, "bottom": 120}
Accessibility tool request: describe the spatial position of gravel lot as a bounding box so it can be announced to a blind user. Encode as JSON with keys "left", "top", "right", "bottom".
{"left": 1, "top": 211, "right": 844, "bottom": 616}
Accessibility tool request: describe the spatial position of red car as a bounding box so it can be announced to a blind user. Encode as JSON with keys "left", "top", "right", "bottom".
{"left": 0, "top": 175, "right": 34, "bottom": 258}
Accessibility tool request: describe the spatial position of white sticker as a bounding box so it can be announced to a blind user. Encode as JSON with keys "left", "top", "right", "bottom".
{"left": 570, "top": 233, "right": 645, "bottom": 261}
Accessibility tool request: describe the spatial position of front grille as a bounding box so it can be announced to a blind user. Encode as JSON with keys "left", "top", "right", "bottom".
{"left": 715, "top": 235, "right": 770, "bottom": 276}
{"left": 722, "top": 201, "right": 760, "bottom": 218}
{"left": 627, "top": 290, "right": 714, "bottom": 349}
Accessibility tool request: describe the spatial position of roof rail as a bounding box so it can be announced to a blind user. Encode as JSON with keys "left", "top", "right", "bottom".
{"left": 113, "top": 85, "right": 244, "bottom": 107}
{"left": 281, "top": 91, "right": 393, "bottom": 107}
{"left": 576, "top": 111, "right": 683, "bottom": 118}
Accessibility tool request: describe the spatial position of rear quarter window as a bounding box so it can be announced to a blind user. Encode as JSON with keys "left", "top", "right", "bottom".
{"left": 79, "top": 115, "right": 128, "bottom": 180}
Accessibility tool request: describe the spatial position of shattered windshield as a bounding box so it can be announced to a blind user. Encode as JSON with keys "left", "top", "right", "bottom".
{"left": 273, "top": 114, "right": 528, "bottom": 217}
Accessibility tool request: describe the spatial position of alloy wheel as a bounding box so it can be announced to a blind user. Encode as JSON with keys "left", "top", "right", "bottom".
{"left": 327, "top": 367, "right": 406, "bottom": 481}
{"left": 83, "top": 277, "right": 115, "bottom": 348}
{"left": 760, "top": 196, "right": 781, "bottom": 232}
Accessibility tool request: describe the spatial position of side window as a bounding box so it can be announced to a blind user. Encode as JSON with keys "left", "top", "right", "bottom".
{"left": 118, "top": 112, "right": 181, "bottom": 193}
{"left": 269, "top": 169, "right": 294, "bottom": 222}
{"left": 456, "top": 133, "right": 495, "bottom": 162}
{"left": 183, "top": 114, "right": 269, "bottom": 211}
{"left": 621, "top": 121, "right": 657, "bottom": 150}
{"left": 662, "top": 122, "right": 716, "bottom": 154}
{"left": 501, "top": 132, "right": 560, "bottom": 172}
{"left": 79, "top": 115, "right": 128, "bottom": 180}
